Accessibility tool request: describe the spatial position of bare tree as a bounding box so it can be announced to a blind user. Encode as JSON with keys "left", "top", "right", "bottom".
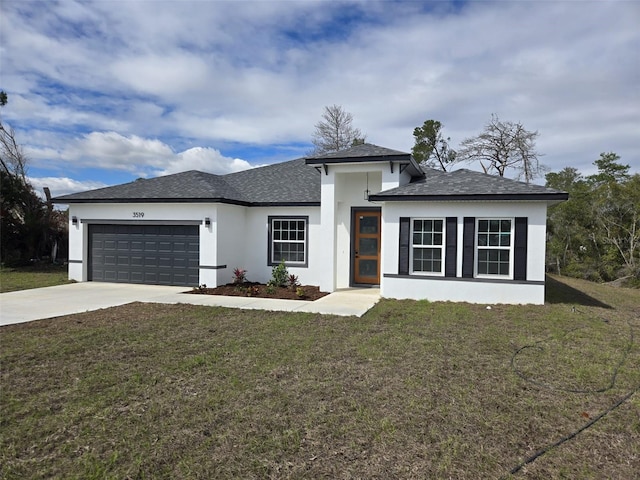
{"left": 412, "top": 119, "right": 456, "bottom": 171}
{"left": 1, "top": 122, "right": 28, "bottom": 180}
{"left": 0, "top": 91, "right": 28, "bottom": 180}
{"left": 311, "top": 105, "right": 365, "bottom": 155}
{"left": 457, "top": 114, "right": 544, "bottom": 183}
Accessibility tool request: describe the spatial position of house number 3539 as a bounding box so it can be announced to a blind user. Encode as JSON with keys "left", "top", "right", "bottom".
{"left": 133, "top": 212, "right": 145, "bottom": 218}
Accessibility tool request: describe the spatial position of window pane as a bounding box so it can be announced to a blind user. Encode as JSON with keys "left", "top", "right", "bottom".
{"left": 477, "top": 249, "right": 510, "bottom": 276}
{"left": 434, "top": 219, "right": 443, "bottom": 231}
{"left": 273, "top": 243, "right": 282, "bottom": 261}
{"left": 413, "top": 247, "right": 441, "bottom": 273}
{"left": 489, "top": 234, "right": 500, "bottom": 246}
{"left": 478, "top": 220, "right": 489, "bottom": 233}
{"left": 413, "top": 233, "right": 422, "bottom": 245}
{"left": 271, "top": 218, "right": 306, "bottom": 264}
{"left": 499, "top": 252, "right": 510, "bottom": 275}
{"left": 359, "top": 238, "right": 378, "bottom": 255}
{"left": 489, "top": 220, "right": 500, "bottom": 232}
{"left": 433, "top": 233, "right": 443, "bottom": 245}
{"left": 500, "top": 233, "right": 511, "bottom": 246}
{"left": 359, "top": 259, "right": 378, "bottom": 277}
{"left": 478, "top": 233, "right": 488, "bottom": 247}
{"left": 360, "top": 215, "right": 378, "bottom": 234}
{"left": 501, "top": 220, "right": 511, "bottom": 231}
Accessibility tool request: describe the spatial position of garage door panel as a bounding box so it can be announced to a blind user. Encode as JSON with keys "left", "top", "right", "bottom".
{"left": 89, "top": 224, "right": 199, "bottom": 286}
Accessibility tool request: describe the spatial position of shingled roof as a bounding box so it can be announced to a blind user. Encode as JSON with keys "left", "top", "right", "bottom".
{"left": 53, "top": 158, "right": 321, "bottom": 205}
{"left": 305, "top": 142, "right": 423, "bottom": 177}
{"left": 370, "top": 168, "right": 568, "bottom": 202}
{"left": 307, "top": 143, "right": 410, "bottom": 160}
{"left": 53, "top": 145, "right": 567, "bottom": 205}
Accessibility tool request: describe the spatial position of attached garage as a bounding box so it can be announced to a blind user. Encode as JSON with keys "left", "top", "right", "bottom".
{"left": 88, "top": 224, "right": 200, "bottom": 286}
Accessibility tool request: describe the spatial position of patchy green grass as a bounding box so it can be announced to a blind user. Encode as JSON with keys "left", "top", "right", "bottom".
{"left": 1, "top": 275, "right": 638, "bottom": 479}
{"left": 0, "top": 263, "right": 72, "bottom": 293}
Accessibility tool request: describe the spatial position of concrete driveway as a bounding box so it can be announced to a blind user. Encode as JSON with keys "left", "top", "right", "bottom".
{"left": 0, "top": 283, "right": 380, "bottom": 326}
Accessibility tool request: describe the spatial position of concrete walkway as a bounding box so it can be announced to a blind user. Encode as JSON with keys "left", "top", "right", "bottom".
{"left": 0, "top": 283, "right": 381, "bottom": 326}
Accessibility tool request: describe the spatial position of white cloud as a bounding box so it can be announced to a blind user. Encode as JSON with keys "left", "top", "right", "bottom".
{"left": 29, "top": 176, "right": 109, "bottom": 199}
{"left": 50, "top": 131, "right": 253, "bottom": 178}
{"left": 161, "top": 147, "right": 253, "bottom": 176}
{"left": 2, "top": 0, "right": 638, "bottom": 189}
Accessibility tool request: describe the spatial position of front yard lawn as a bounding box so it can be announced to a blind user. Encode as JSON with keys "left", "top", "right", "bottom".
{"left": 0, "top": 263, "right": 72, "bottom": 293}
{"left": 1, "top": 275, "right": 638, "bottom": 479}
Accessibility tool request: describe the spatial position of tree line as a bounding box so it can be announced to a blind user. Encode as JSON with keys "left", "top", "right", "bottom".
{"left": 1, "top": 91, "right": 67, "bottom": 266}
{"left": 545, "top": 153, "right": 639, "bottom": 285}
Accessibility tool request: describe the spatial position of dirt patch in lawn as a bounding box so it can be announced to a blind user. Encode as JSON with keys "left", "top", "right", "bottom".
{"left": 186, "top": 282, "right": 329, "bottom": 301}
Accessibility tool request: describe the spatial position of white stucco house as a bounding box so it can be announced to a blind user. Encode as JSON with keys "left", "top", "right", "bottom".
{"left": 53, "top": 143, "right": 568, "bottom": 304}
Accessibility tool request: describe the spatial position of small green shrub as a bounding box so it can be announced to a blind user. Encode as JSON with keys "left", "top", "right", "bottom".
{"left": 270, "top": 259, "right": 288, "bottom": 287}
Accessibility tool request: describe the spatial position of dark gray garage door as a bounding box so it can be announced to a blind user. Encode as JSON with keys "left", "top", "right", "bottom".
{"left": 89, "top": 224, "right": 200, "bottom": 286}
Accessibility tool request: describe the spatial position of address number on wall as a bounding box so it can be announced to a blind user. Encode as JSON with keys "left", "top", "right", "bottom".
{"left": 133, "top": 212, "right": 145, "bottom": 218}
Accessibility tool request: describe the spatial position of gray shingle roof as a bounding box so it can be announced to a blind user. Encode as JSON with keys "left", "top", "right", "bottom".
{"left": 224, "top": 158, "right": 320, "bottom": 204}
{"left": 369, "top": 168, "right": 568, "bottom": 201}
{"left": 52, "top": 147, "right": 567, "bottom": 205}
{"left": 53, "top": 158, "right": 321, "bottom": 205}
{"left": 307, "top": 143, "right": 410, "bottom": 160}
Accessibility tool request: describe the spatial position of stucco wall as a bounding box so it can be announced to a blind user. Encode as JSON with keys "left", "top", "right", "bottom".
{"left": 66, "top": 202, "right": 322, "bottom": 288}
{"left": 334, "top": 171, "right": 382, "bottom": 288}
{"left": 241, "top": 206, "right": 321, "bottom": 286}
{"left": 319, "top": 161, "right": 403, "bottom": 291}
{"left": 380, "top": 201, "right": 548, "bottom": 304}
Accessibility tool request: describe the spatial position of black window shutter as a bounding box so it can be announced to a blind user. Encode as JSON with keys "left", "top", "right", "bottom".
{"left": 514, "top": 217, "right": 528, "bottom": 280}
{"left": 462, "top": 217, "right": 475, "bottom": 278}
{"left": 399, "top": 217, "right": 410, "bottom": 275}
{"left": 445, "top": 217, "right": 457, "bottom": 277}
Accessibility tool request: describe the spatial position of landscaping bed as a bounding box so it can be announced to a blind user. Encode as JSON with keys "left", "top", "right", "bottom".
{"left": 187, "top": 282, "right": 329, "bottom": 301}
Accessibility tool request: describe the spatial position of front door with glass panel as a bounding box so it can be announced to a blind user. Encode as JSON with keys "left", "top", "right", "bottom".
{"left": 353, "top": 209, "right": 381, "bottom": 285}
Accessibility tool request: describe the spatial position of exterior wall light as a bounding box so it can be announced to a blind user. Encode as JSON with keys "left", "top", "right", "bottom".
{"left": 204, "top": 217, "right": 211, "bottom": 227}
{"left": 72, "top": 216, "right": 78, "bottom": 226}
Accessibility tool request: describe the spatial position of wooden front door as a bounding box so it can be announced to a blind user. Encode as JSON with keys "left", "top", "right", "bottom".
{"left": 353, "top": 209, "right": 381, "bottom": 285}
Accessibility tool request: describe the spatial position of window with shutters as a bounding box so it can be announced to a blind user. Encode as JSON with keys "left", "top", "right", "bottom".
{"left": 476, "top": 219, "right": 513, "bottom": 278}
{"left": 268, "top": 216, "right": 308, "bottom": 267}
{"left": 411, "top": 218, "right": 444, "bottom": 275}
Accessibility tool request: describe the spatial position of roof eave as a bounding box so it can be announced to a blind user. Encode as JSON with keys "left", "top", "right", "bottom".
{"left": 52, "top": 197, "right": 321, "bottom": 207}
{"left": 305, "top": 154, "right": 411, "bottom": 165}
{"left": 368, "top": 193, "right": 570, "bottom": 202}
{"left": 52, "top": 197, "right": 252, "bottom": 206}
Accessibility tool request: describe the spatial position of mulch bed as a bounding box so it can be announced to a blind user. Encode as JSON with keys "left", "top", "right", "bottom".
{"left": 186, "top": 282, "right": 329, "bottom": 301}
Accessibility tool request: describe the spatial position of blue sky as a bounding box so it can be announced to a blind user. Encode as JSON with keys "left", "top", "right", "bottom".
{"left": 1, "top": 0, "right": 638, "bottom": 198}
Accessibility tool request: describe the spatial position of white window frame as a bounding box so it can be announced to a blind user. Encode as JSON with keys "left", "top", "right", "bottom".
{"left": 475, "top": 218, "right": 514, "bottom": 279}
{"left": 410, "top": 218, "right": 445, "bottom": 276}
{"left": 268, "top": 216, "right": 308, "bottom": 267}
